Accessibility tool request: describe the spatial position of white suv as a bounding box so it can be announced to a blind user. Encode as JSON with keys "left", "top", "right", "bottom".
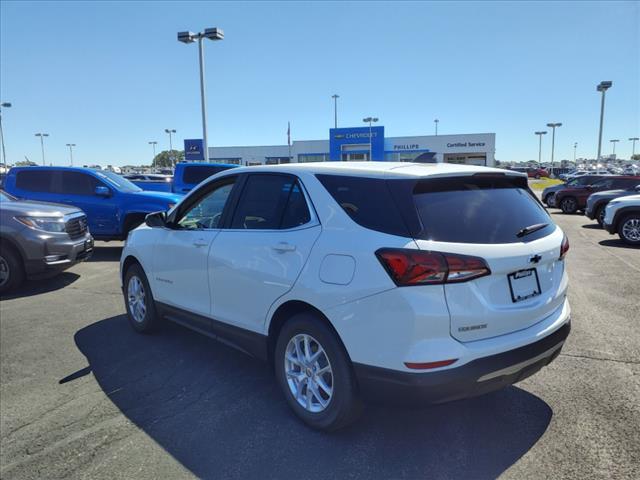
{"left": 603, "top": 194, "right": 640, "bottom": 245}
{"left": 120, "top": 162, "right": 571, "bottom": 430}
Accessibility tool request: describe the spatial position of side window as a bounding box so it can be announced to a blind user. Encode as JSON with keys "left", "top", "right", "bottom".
{"left": 15, "top": 171, "right": 53, "bottom": 192}
{"left": 58, "top": 171, "right": 101, "bottom": 195}
{"left": 176, "top": 179, "right": 236, "bottom": 230}
{"left": 231, "top": 174, "right": 310, "bottom": 230}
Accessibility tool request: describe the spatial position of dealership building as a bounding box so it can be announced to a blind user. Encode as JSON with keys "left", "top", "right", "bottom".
{"left": 205, "top": 126, "right": 495, "bottom": 167}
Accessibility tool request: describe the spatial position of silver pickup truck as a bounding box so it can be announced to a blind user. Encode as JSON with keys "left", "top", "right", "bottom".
{"left": 0, "top": 190, "right": 93, "bottom": 293}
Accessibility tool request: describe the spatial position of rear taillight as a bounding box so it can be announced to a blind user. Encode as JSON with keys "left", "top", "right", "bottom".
{"left": 559, "top": 234, "right": 570, "bottom": 260}
{"left": 376, "top": 248, "right": 491, "bottom": 286}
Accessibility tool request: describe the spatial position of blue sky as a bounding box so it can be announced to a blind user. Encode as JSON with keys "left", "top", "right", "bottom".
{"left": 1, "top": 1, "right": 638, "bottom": 166}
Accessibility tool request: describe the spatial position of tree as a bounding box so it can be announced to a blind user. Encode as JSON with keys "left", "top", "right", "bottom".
{"left": 152, "top": 150, "right": 184, "bottom": 168}
{"left": 14, "top": 160, "right": 37, "bottom": 167}
{"left": 632, "top": 154, "right": 640, "bottom": 161}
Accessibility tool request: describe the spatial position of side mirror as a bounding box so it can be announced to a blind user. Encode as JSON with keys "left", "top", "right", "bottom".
{"left": 95, "top": 185, "right": 111, "bottom": 197}
{"left": 145, "top": 211, "right": 167, "bottom": 228}
{"left": 635, "top": 185, "right": 640, "bottom": 192}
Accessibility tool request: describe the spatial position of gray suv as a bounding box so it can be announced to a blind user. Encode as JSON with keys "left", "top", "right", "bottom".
{"left": 0, "top": 190, "right": 93, "bottom": 293}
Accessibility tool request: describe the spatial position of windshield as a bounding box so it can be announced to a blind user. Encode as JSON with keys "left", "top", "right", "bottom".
{"left": 93, "top": 170, "right": 141, "bottom": 192}
{"left": 0, "top": 190, "right": 16, "bottom": 202}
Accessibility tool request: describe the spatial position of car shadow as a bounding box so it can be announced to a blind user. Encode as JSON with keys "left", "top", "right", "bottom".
{"left": 581, "top": 223, "right": 601, "bottom": 230}
{"left": 0, "top": 271, "right": 80, "bottom": 300}
{"left": 71, "top": 315, "right": 553, "bottom": 480}
{"left": 88, "top": 245, "right": 123, "bottom": 262}
{"left": 599, "top": 239, "right": 638, "bottom": 249}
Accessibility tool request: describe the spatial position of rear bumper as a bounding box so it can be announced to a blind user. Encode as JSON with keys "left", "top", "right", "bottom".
{"left": 354, "top": 322, "right": 570, "bottom": 405}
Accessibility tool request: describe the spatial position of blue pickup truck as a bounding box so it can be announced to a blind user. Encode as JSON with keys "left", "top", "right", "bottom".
{"left": 171, "top": 162, "right": 237, "bottom": 194}
{"left": 4, "top": 167, "right": 181, "bottom": 241}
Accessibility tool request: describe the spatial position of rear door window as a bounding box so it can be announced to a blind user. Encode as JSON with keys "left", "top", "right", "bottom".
{"left": 15, "top": 170, "right": 54, "bottom": 192}
{"left": 183, "top": 166, "right": 231, "bottom": 185}
{"left": 411, "top": 176, "right": 553, "bottom": 243}
{"left": 231, "top": 174, "right": 310, "bottom": 230}
{"left": 58, "top": 171, "right": 101, "bottom": 195}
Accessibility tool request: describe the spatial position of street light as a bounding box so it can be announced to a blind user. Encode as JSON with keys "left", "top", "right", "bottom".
{"left": 0, "top": 102, "right": 11, "bottom": 168}
{"left": 65, "top": 143, "right": 76, "bottom": 166}
{"left": 148, "top": 141, "right": 158, "bottom": 164}
{"left": 546, "top": 122, "right": 562, "bottom": 176}
{"left": 434, "top": 118, "right": 439, "bottom": 136}
{"left": 34, "top": 133, "right": 49, "bottom": 166}
{"left": 331, "top": 94, "right": 339, "bottom": 129}
{"left": 630, "top": 137, "right": 639, "bottom": 157}
{"left": 535, "top": 131, "right": 547, "bottom": 168}
{"left": 596, "top": 81, "right": 612, "bottom": 164}
{"left": 610, "top": 139, "right": 620, "bottom": 156}
{"left": 573, "top": 142, "right": 578, "bottom": 164}
{"left": 177, "top": 27, "right": 224, "bottom": 163}
{"left": 164, "top": 129, "right": 176, "bottom": 166}
{"left": 362, "top": 117, "right": 378, "bottom": 161}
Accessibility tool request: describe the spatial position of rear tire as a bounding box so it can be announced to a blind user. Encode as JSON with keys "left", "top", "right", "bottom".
{"left": 595, "top": 205, "right": 606, "bottom": 227}
{"left": 0, "top": 244, "right": 25, "bottom": 294}
{"left": 123, "top": 263, "right": 160, "bottom": 333}
{"left": 617, "top": 214, "right": 640, "bottom": 246}
{"left": 560, "top": 196, "right": 578, "bottom": 214}
{"left": 274, "top": 312, "right": 362, "bottom": 431}
{"left": 544, "top": 193, "right": 555, "bottom": 207}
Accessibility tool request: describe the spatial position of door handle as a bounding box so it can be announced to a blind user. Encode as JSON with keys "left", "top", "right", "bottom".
{"left": 272, "top": 242, "right": 296, "bottom": 252}
{"left": 193, "top": 240, "right": 208, "bottom": 248}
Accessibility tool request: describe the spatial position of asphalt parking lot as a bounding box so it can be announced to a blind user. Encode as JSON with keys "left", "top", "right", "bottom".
{"left": 1, "top": 211, "right": 639, "bottom": 480}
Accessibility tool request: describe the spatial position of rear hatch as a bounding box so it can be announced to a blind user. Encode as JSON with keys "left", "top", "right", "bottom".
{"left": 390, "top": 173, "right": 566, "bottom": 342}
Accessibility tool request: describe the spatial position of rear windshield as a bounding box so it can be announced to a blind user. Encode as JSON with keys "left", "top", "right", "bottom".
{"left": 412, "top": 176, "right": 553, "bottom": 243}
{"left": 182, "top": 166, "right": 232, "bottom": 185}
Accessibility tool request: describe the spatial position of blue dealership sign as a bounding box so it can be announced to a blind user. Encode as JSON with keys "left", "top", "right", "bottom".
{"left": 329, "top": 126, "right": 385, "bottom": 161}
{"left": 184, "top": 139, "right": 205, "bottom": 161}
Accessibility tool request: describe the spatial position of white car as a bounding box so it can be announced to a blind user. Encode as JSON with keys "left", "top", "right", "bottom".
{"left": 120, "top": 162, "right": 571, "bottom": 430}
{"left": 603, "top": 194, "right": 640, "bottom": 245}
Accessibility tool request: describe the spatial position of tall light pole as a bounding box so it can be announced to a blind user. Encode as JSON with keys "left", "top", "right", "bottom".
{"left": 34, "top": 133, "right": 49, "bottom": 166}
{"left": 630, "top": 137, "right": 639, "bottom": 158}
{"left": 610, "top": 139, "right": 620, "bottom": 157}
{"left": 65, "top": 143, "right": 76, "bottom": 166}
{"left": 434, "top": 118, "right": 439, "bottom": 136}
{"left": 0, "top": 102, "right": 11, "bottom": 168}
{"left": 362, "top": 117, "right": 378, "bottom": 161}
{"left": 178, "top": 27, "right": 224, "bottom": 163}
{"left": 546, "top": 122, "right": 562, "bottom": 176}
{"left": 148, "top": 141, "right": 158, "bottom": 165}
{"left": 573, "top": 142, "right": 578, "bottom": 164}
{"left": 535, "top": 131, "right": 547, "bottom": 168}
{"left": 596, "top": 81, "right": 612, "bottom": 164}
{"left": 164, "top": 129, "right": 176, "bottom": 166}
{"left": 331, "top": 94, "right": 339, "bottom": 128}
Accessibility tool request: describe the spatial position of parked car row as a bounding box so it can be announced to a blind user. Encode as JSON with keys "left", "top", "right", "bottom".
{"left": 541, "top": 174, "right": 640, "bottom": 245}
{"left": 125, "top": 163, "right": 237, "bottom": 194}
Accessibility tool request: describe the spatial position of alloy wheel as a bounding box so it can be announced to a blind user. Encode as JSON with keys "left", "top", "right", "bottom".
{"left": 127, "top": 275, "right": 147, "bottom": 323}
{"left": 284, "top": 333, "right": 334, "bottom": 413}
{"left": 0, "top": 256, "right": 9, "bottom": 287}
{"left": 562, "top": 198, "right": 577, "bottom": 213}
{"left": 622, "top": 218, "right": 640, "bottom": 242}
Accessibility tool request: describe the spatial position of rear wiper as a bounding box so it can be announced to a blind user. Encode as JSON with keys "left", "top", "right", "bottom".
{"left": 517, "top": 223, "right": 549, "bottom": 238}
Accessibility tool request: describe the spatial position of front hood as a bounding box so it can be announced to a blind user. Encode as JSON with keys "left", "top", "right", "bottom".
{"left": 543, "top": 184, "right": 566, "bottom": 194}
{"left": 3, "top": 199, "right": 82, "bottom": 217}
{"left": 130, "top": 190, "right": 181, "bottom": 203}
{"left": 588, "top": 189, "right": 626, "bottom": 201}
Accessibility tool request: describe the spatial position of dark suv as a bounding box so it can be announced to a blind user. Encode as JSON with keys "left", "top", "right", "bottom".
{"left": 555, "top": 176, "right": 640, "bottom": 214}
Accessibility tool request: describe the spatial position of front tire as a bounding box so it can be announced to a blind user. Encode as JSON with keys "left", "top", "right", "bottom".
{"left": 544, "top": 193, "right": 556, "bottom": 207}
{"left": 618, "top": 214, "right": 640, "bottom": 245}
{"left": 124, "top": 263, "right": 160, "bottom": 333}
{"left": 274, "top": 312, "right": 362, "bottom": 431}
{"left": 560, "top": 196, "right": 578, "bottom": 214}
{"left": 595, "top": 205, "right": 606, "bottom": 227}
{"left": 0, "top": 245, "right": 25, "bottom": 294}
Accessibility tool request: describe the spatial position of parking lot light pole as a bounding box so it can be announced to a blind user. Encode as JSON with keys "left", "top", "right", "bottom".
{"left": 331, "top": 94, "right": 339, "bottom": 128}
{"left": 178, "top": 27, "right": 224, "bottom": 163}
{"left": 164, "top": 129, "right": 176, "bottom": 165}
{"left": 546, "top": 123, "right": 562, "bottom": 176}
{"left": 535, "top": 131, "right": 547, "bottom": 168}
{"left": 34, "top": 133, "right": 49, "bottom": 166}
{"left": 148, "top": 141, "right": 158, "bottom": 165}
{"left": 434, "top": 118, "right": 439, "bottom": 136}
{"left": 573, "top": 142, "right": 577, "bottom": 164}
{"left": 610, "top": 139, "right": 620, "bottom": 157}
{"left": 363, "top": 117, "right": 378, "bottom": 161}
{"left": 596, "top": 81, "right": 612, "bottom": 164}
{"left": 0, "top": 102, "right": 11, "bottom": 168}
{"left": 630, "top": 137, "right": 639, "bottom": 157}
{"left": 65, "top": 143, "right": 76, "bottom": 166}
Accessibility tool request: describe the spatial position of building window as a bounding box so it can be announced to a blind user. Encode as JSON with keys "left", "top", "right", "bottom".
{"left": 265, "top": 157, "right": 291, "bottom": 165}
{"left": 211, "top": 158, "right": 242, "bottom": 165}
{"left": 298, "top": 153, "right": 329, "bottom": 163}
